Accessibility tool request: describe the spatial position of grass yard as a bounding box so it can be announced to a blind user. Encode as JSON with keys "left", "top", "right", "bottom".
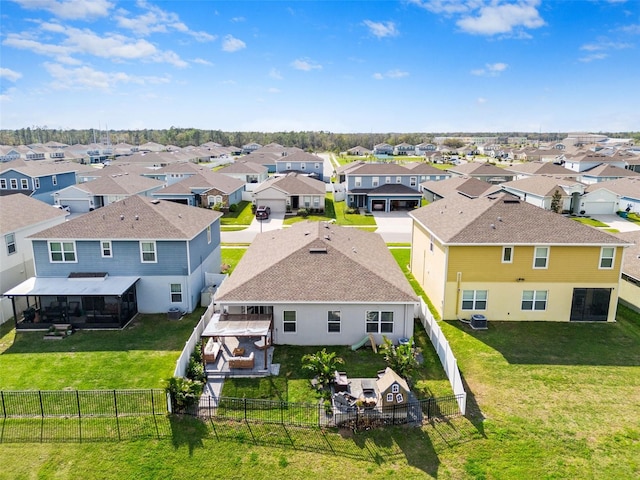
{"left": 219, "top": 201, "right": 254, "bottom": 226}
{"left": 221, "top": 246, "right": 248, "bottom": 275}
{"left": 0, "top": 311, "right": 202, "bottom": 390}
{"left": 282, "top": 194, "right": 378, "bottom": 227}
{"left": 332, "top": 194, "right": 377, "bottom": 226}
{"left": 571, "top": 216, "right": 609, "bottom": 227}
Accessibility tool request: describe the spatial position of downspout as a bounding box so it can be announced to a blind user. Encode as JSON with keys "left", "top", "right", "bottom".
{"left": 455, "top": 272, "right": 462, "bottom": 319}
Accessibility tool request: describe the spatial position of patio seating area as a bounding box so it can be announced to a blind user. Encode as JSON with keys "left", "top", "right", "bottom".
{"left": 204, "top": 335, "right": 274, "bottom": 377}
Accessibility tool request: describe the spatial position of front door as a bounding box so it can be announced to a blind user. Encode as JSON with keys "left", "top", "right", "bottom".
{"left": 570, "top": 288, "right": 611, "bottom": 322}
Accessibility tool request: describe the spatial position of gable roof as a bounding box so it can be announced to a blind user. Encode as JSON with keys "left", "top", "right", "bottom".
{"left": 0, "top": 194, "right": 68, "bottom": 234}
{"left": 500, "top": 176, "right": 585, "bottom": 197}
{"left": 155, "top": 171, "right": 244, "bottom": 194}
{"left": 421, "top": 176, "right": 500, "bottom": 199}
{"left": 215, "top": 221, "right": 417, "bottom": 303}
{"left": 615, "top": 231, "right": 640, "bottom": 281}
{"left": 253, "top": 172, "right": 325, "bottom": 195}
{"left": 344, "top": 162, "right": 413, "bottom": 175}
{"left": 29, "top": 195, "right": 221, "bottom": 241}
{"left": 376, "top": 367, "right": 409, "bottom": 393}
{"left": 581, "top": 164, "right": 640, "bottom": 178}
{"left": 403, "top": 162, "right": 447, "bottom": 175}
{"left": 447, "top": 162, "right": 509, "bottom": 177}
{"left": 0, "top": 159, "right": 79, "bottom": 177}
{"left": 275, "top": 151, "right": 323, "bottom": 163}
{"left": 217, "top": 161, "right": 268, "bottom": 175}
{"left": 73, "top": 173, "right": 164, "bottom": 195}
{"left": 505, "top": 161, "right": 576, "bottom": 177}
{"left": 243, "top": 151, "right": 281, "bottom": 166}
{"left": 585, "top": 177, "right": 640, "bottom": 199}
{"left": 410, "top": 193, "right": 629, "bottom": 246}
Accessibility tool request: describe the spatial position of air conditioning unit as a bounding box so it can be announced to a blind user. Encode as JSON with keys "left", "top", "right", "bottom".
{"left": 470, "top": 314, "right": 488, "bottom": 330}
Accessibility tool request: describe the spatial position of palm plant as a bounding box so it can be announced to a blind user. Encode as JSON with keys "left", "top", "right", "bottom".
{"left": 301, "top": 348, "right": 344, "bottom": 390}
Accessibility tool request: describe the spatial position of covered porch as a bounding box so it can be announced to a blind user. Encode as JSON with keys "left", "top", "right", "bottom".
{"left": 4, "top": 275, "right": 139, "bottom": 330}
{"left": 201, "top": 315, "right": 274, "bottom": 377}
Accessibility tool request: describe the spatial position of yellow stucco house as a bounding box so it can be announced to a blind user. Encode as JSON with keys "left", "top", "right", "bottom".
{"left": 409, "top": 193, "right": 631, "bottom": 322}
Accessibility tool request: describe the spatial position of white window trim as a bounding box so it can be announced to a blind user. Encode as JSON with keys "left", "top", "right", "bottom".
{"left": 599, "top": 247, "right": 615, "bottom": 270}
{"left": 300, "top": 163, "right": 306, "bottom": 170}
{"left": 365, "top": 310, "right": 394, "bottom": 334}
{"left": 328, "top": 310, "right": 341, "bottom": 333}
{"left": 521, "top": 290, "right": 548, "bottom": 311}
{"left": 207, "top": 225, "right": 212, "bottom": 244}
{"left": 533, "top": 246, "right": 549, "bottom": 269}
{"left": 170, "top": 283, "right": 183, "bottom": 303}
{"left": 283, "top": 310, "right": 297, "bottom": 333}
{"left": 52, "top": 175, "right": 57, "bottom": 186}
{"left": 396, "top": 176, "right": 402, "bottom": 184}
{"left": 461, "top": 290, "right": 488, "bottom": 310}
{"left": 48, "top": 240, "right": 77, "bottom": 263}
{"left": 101, "top": 240, "right": 113, "bottom": 258}
{"left": 20, "top": 179, "right": 28, "bottom": 189}
{"left": 0, "top": 179, "right": 6, "bottom": 189}
{"left": 386, "top": 393, "right": 394, "bottom": 402}
{"left": 385, "top": 176, "right": 391, "bottom": 184}
{"left": 392, "top": 384, "right": 399, "bottom": 393}
{"left": 372, "top": 177, "right": 379, "bottom": 187}
{"left": 140, "top": 241, "right": 157, "bottom": 263}
{"left": 355, "top": 177, "right": 362, "bottom": 187}
{"left": 502, "top": 246, "right": 513, "bottom": 263}
{"left": 286, "top": 163, "right": 292, "bottom": 170}
{"left": 10, "top": 179, "right": 17, "bottom": 189}
{"left": 314, "top": 163, "right": 320, "bottom": 169}
{"left": 410, "top": 176, "right": 417, "bottom": 187}
{"left": 5, "top": 233, "right": 16, "bottom": 255}
{"left": 34, "top": 178, "right": 40, "bottom": 189}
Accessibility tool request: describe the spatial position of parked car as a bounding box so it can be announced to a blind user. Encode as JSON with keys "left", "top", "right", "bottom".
{"left": 255, "top": 206, "right": 271, "bottom": 220}
{"left": 53, "top": 204, "right": 71, "bottom": 213}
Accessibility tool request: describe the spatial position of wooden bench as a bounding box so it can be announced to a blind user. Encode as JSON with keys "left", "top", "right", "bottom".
{"left": 203, "top": 338, "right": 221, "bottom": 363}
{"left": 228, "top": 352, "right": 254, "bottom": 369}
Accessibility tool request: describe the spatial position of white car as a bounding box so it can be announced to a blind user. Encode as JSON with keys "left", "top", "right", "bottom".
{"left": 53, "top": 204, "right": 71, "bottom": 213}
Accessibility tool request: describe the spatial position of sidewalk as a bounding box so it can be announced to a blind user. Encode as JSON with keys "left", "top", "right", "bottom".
{"left": 221, "top": 212, "right": 284, "bottom": 243}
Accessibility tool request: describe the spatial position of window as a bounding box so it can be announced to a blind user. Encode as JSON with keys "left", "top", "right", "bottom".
{"left": 385, "top": 176, "right": 391, "bottom": 184}
{"left": 410, "top": 176, "right": 417, "bottom": 187}
{"left": 599, "top": 247, "right": 615, "bottom": 269}
{"left": 207, "top": 225, "right": 212, "bottom": 244}
{"left": 366, "top": 311, "right": 393, "bottom": 333}
{"left": 386, "top": 393, "right": 393, "bottom": 402}
{"left": 283, "top": 310, "right": 296, "bottom": 332}
{"left": 396, "top": 176, "right": 402, "bottom": 183}
{"left": 313, "top": 197, "right": 320, "bottom": 207}
{"left": 101, "top": 241, "right": 112, "bottom": 258}
{"left": 170, "top": 284, "right": 182, "bottom": 303}
{"left": 10, "top": 179, "right": 17, "bottom": 189}
{"left": 372, "top": 176, "right": 379, "bottom": 187}
{"left": 52, "top": 175, "right": 57, "bottom": 186}
{"left": 140, "top": 241, "right": 156, "bottom": 263}
{"left": 462, "top": 290, "right": 487, "bottom": 310}
{"left": 20, "top": 179, "right": 28, "bottom": 189}
{"left": 34, "top": 178, "right": 40, "bottom": 189}
{"left": 429, "top": 234, "right": 434, "bottom": 252}
{"left": 533, "top": 246, "right": 549, "bottom": 269}
{"left": 355, "top": 177, "right": 362, "bottom": 187}
{"left": 396, "top": 393, "right": 404, "bottom": 403}
{"left": 5, "top": 233, "right": 16, "bottom": 255}
{"left": 328, "top": 310, "right": 341, "bottom": 333}
{"left": 502, "top": 246, "right": 513, "bottom": 263}
{"left": 522, "top": 290, "right": 547, "bottom": 311}
{"left": 304, "top": 196, "right": 311, "bottom": 207}
{"left": 0, "top": 179, "right": 6, "bottom": 189}
{"left": 49, "top": 241, "right": 76, "bottom": 262}
{"left": 392, "top": 384, "right": 399, "bottom": 393}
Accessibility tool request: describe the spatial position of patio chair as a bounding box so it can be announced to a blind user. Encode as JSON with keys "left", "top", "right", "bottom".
{"left": 253, "top": 337, "right": 271, "bottom": 350}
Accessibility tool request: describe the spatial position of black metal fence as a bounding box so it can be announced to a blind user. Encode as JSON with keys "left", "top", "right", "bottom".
{"left": 189, "top": 393, "right": 464, "bottom": 430}
{"left": 0, "top": 389, "right": 168, "bottom": 418}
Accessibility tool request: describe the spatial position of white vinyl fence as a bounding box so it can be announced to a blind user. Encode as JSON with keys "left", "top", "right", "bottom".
{"left": 415, "top": 299, "right": 467, "bottom": 415}
{"left": 173, "top": 302, "right": 216, "bottom": 378}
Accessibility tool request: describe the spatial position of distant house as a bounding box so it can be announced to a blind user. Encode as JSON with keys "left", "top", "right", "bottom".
{"left": 217, "top": 161, "right": 269, "bottom": 187}
{"left": 214, "top": 221, "right": 418, "bottom": 345}
{"left": 499, "top": 176, "right": 586, "bottom": 213}
{"left": 615, "top": 231, "right": 640, "bottom": 313}
{"left": 584, "top": 178, "right": 640, "bottom": 214}
{"left": 0, "top": 159, "right": 78, "bottom": 204}
{"left": 347, "top": 146, "right": 371, "bottom": 156}
{"left": 138, "top": 142, "right": 166, "bottom": 153}
{"left": 243, "top": 152, "right": 281, "bottom": 174}
{"left": 373, "top": 143, "right": 394, "bottom": 156}
{"left": 275, "top": 151, "right": 326, "bottom": 181}
{"left": 420, "top": 176, "right": 501, "bottom": 202}
{"left": 563, "top": 153, "right": 626, "bottom": 173}
{"left": 0, "top": 194, "right": 68, "bottom": 324}
{"left": 578, "top": 164, "right": 640, "bottom": 185}
{"left": 252, "top": 172, "right": 325, "bottom": 213}
{"left": 415, "top": 143, "right": 437, "bottom": 155}
{"left": 393, "top": 143, "right": 415, "bottom": 156}
{"left": 4, "top": 196, "right": 222, "bottom": 329}
{"left": 447, "top": 162, "right": 514, "bottom": 184}
{"left": 152, "top": 171, "right": 244, "bottom": 208}
{"left": 410, "top": 193, "right": 630, "bottom": 322}
{"left": 241, "top": 142, "right": 262, "bottom": 155}
{"left": 505, "top": 161, "right": 576, "bottom": 180}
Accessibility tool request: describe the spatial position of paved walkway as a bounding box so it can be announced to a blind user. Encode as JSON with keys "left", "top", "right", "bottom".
{"left": 372, "top": 211, "right": 413, "bottom": 243}
{"left": 590, "top": 214, "right": 640, "bottom": 232}
{"left": 221, "top": 212, "right": 284, "bottom": 243}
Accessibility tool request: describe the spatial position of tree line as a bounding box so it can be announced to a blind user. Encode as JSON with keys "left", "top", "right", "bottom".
{"left": 1, "top": 127, "right": 637, "bottom": 151}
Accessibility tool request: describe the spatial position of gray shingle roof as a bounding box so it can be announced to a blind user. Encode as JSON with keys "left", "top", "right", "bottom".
{"left": 505, "top": 161, "right": 576, "bottom": 176}
{"left": 421, "top": 176, "right": 500, "bottom": 199}
{"left": 615, "top": 231, "right": 640, "bottom": 280}
{"left": 218, "top": 161, "right": 268, "bottom": 175}
{"left": 581, "top": 164, "right": 640, "bottom": 178}
{"left": 74, "top": 174, "right": 164, "bottom": 195}
{"left": 585, "top": 177, "right": 640, "bottom": 198}
{"left": 0, "top": 194, "right": 67, "bottom": 234}
{"left": 447, "top": 162, "right": 509, "bottom": 176}
{"left": 410, "top": 193, "right": 630, "bottom": 245}
{"left": 253, "top": 172, "right": 325, "bottom": 195}
{"left": 156, "top": 171, "right": 244, "bottom": 194}
{"left": 274, "top": 151, "right": 323, "bottom": 163}
{"left": 500, "top": 176, "right": 585, "bottom": 197}
{"left": 29, "top": 195, "right": 221, "bottom": 240}
{"left": 215, "top": 221, "right": 418, "bottom": 303}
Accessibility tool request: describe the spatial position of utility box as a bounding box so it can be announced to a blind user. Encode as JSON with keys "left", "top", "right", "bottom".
{"left": 470, "top": 314, "right": 488, "bottom": 330}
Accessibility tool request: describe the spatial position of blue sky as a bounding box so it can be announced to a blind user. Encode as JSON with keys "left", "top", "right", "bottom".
{"left": 1, "top": 0, "right": 638, "bottom": 133}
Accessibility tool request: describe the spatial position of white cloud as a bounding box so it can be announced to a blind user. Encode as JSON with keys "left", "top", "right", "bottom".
{"left": 471, "top": 62, "right": 508, "bottom": 76}
{"left": 115, "top": 1, "right": 215, "bottom": 41}
{"left": 267, "top": 87, "right": 281, "bottom": 94}
{"left": 580, "top": 40, "right": 632, "bottom": 51}
{"left": 408, "top": 0, "right": 472, "bottom": 15}
{"left": 13, "top": 0, "right": 113, "bottom": 20}
{"left": 363, "top": 20, "right": 399, "bottom": 38}
{"left": 231, "top": 17, "right": 246, "bottom": 23}
{"left": 372, "top": 69, "right": 409, "bottom": 80}
{"left": 269, "top": 68, "right": 283, "bottom": 80}
{"left": 619, "top": 24, "right": 640, "bottom": 35}
{"left": 291, "top": 58, "right": 322, "bottom": 71}
{"left": 457, "top": 1, "right": 545, "bottom": 36}
{"left": 222, "top": 35, "right": 246, "bottom": 52}
{"left": 0, "top": 67, "right": 24, "bottom": 82}
{"left": 579, "top": 53, "right": 609, "bottom": 63}
{"left": 193, "top": 58, "right": 213, "bottom": 66}
{"left": 0, "top": 87, "right": 17, "bottom": 102}
{"left": 477, "top": 97, "right": 488, "bottom": 104}
{"left": 43, "top": 62, "right": 170, "bottom": 90}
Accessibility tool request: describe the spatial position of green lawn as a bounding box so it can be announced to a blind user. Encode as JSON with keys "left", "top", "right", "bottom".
{"left": 221, "top": 247, "right": 248, "bottom": 275}
{"left": 571, "top": 216, "right": 609, "bottom": 227}
{"left": 282, "top": 194, "right": 378, "bottom": 226}
{"left": 220, "top": 201, "right": 254, "bottom": 225}
{"left": 0, "top": 311, "right": 202, "bottom": 390}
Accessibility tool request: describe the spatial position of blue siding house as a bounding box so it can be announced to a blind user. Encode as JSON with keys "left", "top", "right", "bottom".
{"left": 5, "top": 196, "right": 222, "bottom": 330}
{"left": 152, "top": 171, "right": 245, "bottom": 208}
{"left": 275, "top": 151, "right": 326, "bottom": 181}
{"left": 0, "top": 159, "right": 78, "bottom": 204}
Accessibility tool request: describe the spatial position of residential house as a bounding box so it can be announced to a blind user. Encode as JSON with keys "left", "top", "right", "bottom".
{"left": 217, "top": 161, "right": 269, "bottom": 188}
{"left": 394, "top": 143, "right": 415, "bottom": 156}
{"left": 499, "top": 176, "right": 586, "bottom": 213}
{"left": 241, "top": 142, "right": 262, "bottom": 155}
{"left": 53, "top": 173, "right": 165, "bottom": 213}
{"left": 415, "top": 143, "right": 437, "bottom": 155}
{"left": 4, "top": 196, "right": 222, "bottom": 329}
{"left": 341, "top": 163, "right": 424, "bottom": 212}
{"left": 409, "top": 193, "right": 629, "bottom": 322}
{"left": 275, "top": 151, "right": 326, "bottom": 181}
{"left": 578, "top": 164, "right": 640, "bottom": 185}
{"left": 447, "top": 162, "right": 514, "bottom": 184}
{"left": 138, "top": 142, "right": 166, "bottom": 153}
{"left": 346, "top": 146, "right": 372, "bottom": 156}
{"left": 252, "top": 172, "right": 325, "bottom": 213}
{"left": 243, "top": 152, "right": 282, "bottom": 174}
{"left": 152, "top": 170, "right": 244, "bottom": 208}
{"left": 214, "top": 221, "right": 418, "bottom": 345}
{"left": 0, "top": 194, "right": 68, "bottom": 324}
{"left": 0, "top": 146, "right": 22, "bottom": 163}
{"left": 584, "top": 178, "right": 640, "bottom": 214}
{"left": 404, "top": 162, "right": 451, "bottom": 184}
{"left": 563, "top": 153, "right": 627, "bottom": 173}
{"left": 373, "top": 143, "right": 394, "bottom": 156}
{"left": 420, "top": 176, "right": 501, "bottom": 203}
{"left": 505, "top": 161, "right": 576, "bottom": 180}
{"left": 615, "top": 232, "right": 640, "bottom": 313}
{"left": 0, "top": 159, "right": 78, "bottom": 204}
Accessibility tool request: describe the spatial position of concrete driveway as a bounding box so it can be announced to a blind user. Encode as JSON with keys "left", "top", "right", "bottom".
{"left": 372, "top": 211, "right": 413, "bottom": 243}
{"left": 221, "top": 212, "right": 284, "bottom": 243}
{"left": 589, "top": 214, "right": 640, "bottom": 232}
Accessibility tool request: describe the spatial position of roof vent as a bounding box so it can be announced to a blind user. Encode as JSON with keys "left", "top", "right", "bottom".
{"left": 151, "top": 199, "right": 160, "bottom": 204}
{"left": 310, "top": 247, "right": 328, "bottom": 254}
{"left": 490, "top": 224, "right": 496, "bottom": 229}
{"left": 324, "top": 235, "right": 330, "bottom": 240}
{"left": 120, "top": 214, "right": 124, "bottom": 220}
{"left": 498, "top": 216, "right": 502, "bottom": 222}
{"left": 135, "top": 215, "right": 139, "bottom": 221}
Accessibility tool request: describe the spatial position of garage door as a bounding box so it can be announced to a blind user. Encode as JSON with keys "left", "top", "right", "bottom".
{"left": 583, "top": 202, "right": 616, "bottom": 215}
{"left": 258, "top": 199, "right": 286, "bottom": 213}
{"left": 62, "top": 199, "right": 92, "bottom": 213}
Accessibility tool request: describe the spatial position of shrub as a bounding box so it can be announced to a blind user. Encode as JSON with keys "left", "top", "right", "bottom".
{"left": 379, "top": 336, "right": 420, "bottom": 386}
{"left": 228, "top": 203, "right": 238, "bottom": 212}
{"left": 186, "top": 341, "right": 206, "bottom": 383}
{"left": 346, "top": 207, "right": 359, "bottom": 214}
{"left": 301, "top": 348, "right": 344, "bottom": 391}
{"left": 212, "top": 202, "right": 224, "bottom": 211}
{"left": 165, "top": 377, "right": 203, "bottom": 413}
{"left": 297, "top": 208, "right": 309, "bottom": 217}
